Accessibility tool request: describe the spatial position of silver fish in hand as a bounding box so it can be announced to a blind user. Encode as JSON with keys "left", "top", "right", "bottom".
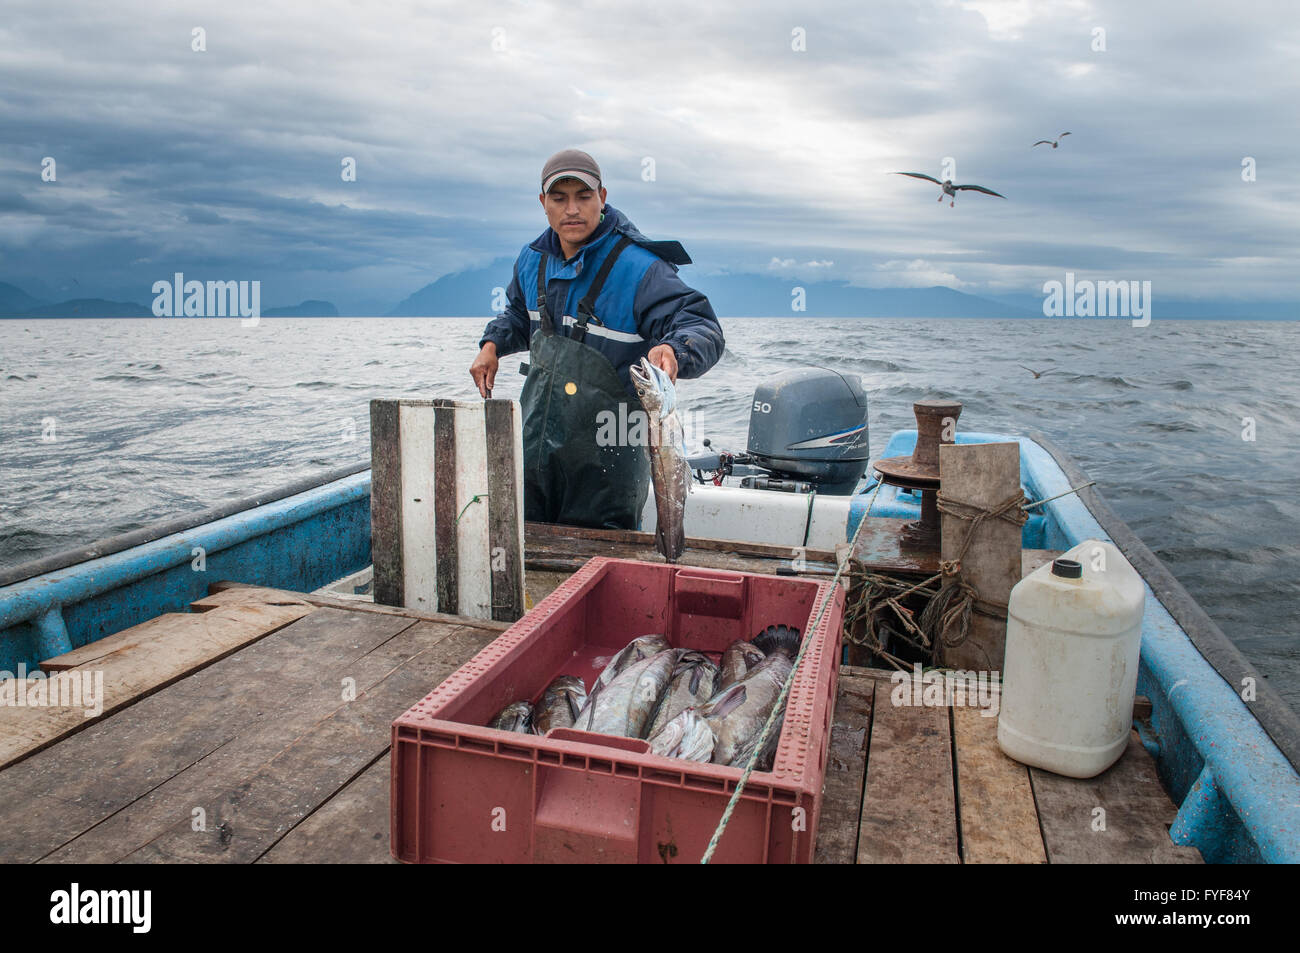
{"left": 629, "top": 356, "right": 689, "bottom": 562}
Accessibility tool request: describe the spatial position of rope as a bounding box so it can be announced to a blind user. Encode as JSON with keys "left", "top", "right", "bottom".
{"left": 1021, "top": 481, "right": 1096, "bottom": 512}
{"left": 842, "top": 569, "right": 939, "bottom": 669}
{"left": 455, "top": 493, "right": 488, "bottom": 524}
{"left": 918, "top": 490, "right": 1027, "bottom": 662}
{"left": 842, "top": 489, "right": 1032, "bottom": 667}
{"left": 699, "top": 477, "right": 884, "bottom": 863}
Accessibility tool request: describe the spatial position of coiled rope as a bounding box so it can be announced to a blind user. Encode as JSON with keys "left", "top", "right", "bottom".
{"left": 844, "top": 481, "right": 1095, "bottom": 668}
{"left": 918, "top": 490, "right": 1028, "bottom": 658}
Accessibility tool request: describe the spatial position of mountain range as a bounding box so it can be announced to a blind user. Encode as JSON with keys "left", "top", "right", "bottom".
{"left": 1, "top": 272, "right": 1293, "bottom": 320}
{"left": 0, "top": 282, "right": 338, "bottom": 319}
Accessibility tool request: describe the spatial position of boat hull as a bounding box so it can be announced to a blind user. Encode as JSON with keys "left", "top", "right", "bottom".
{"left": 1, "top": 433, "right": 1296, "bottom": 863}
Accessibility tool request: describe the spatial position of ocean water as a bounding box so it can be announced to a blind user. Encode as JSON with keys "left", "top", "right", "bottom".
{"left": 2, "top": 316, "right": 1297, "bottom": 710}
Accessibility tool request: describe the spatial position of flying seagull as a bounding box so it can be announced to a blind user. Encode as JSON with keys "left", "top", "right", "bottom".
{"left": 1032, "top": 132, "right": 1071, "bottom": 149}
{"left": 1018, "top": 364, "right": 1054, "bottom": 379}
{"left": 894, "top": 172, "right": 1006, "bottom": 207}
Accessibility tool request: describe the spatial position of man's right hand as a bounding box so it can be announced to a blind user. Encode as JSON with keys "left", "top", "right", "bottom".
{"left": 470, "top": 342, "right": 499, "bottom": 398}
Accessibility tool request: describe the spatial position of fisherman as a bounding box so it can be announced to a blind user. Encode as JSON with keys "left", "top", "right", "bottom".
{"left": 471, "top": 149, "right": 724, "bottom": 530}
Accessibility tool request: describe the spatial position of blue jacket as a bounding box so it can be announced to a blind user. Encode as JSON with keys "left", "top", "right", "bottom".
{"left": 479, "top": 204, "right": 724, "bottom": 396}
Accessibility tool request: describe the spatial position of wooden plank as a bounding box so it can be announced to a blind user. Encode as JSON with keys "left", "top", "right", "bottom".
{"left": 847, "top": 519, "right": 942, "bottom": 575}
{"left": 38, "top": 602, "right": 306, "bottom": 673}
{"left": 527, "top": 517, "right": 935, "bottom": 573}
{"left": 311, "top": 566, "right": 372, "bottom": 598}
{"left": 1133, "top": 695, "right": 1152, "bottom": 722}
{"left": 0, "top": 607, "right": 418, "bottom": 864}
{"left": 1030, "top": 732, "right": 1204, "bottom": 863}
{"left": 0, "top": 674, "right": 108, "bottom": 769}
{"left": 485, "top": 398, "right": 524, "bottom": 622}
{"left": 525, "top": 569, "right": 571, "bottom": 609}
{"left": 1022, "top": 549, "right": 1061, "bottom": 578}
{"left": 857, "top": 694, "right": 959, "bottom": 863}
{"left": 526, "top": 520, "right": 930, "bottom": 574}
{"left": 841, "top": 664, "right": 902, "bottom": 682}
{"left": 302, "top": 592, "right": 510, "bottom": 629}
{"left": 452, "top": 402, "right": 493, "bottom": 618}
{"left": 399, "top": 401, "right": 439, "bottom": 612}
{"left": 369, "top": 398, "right": 404, "bottom": 607}
{"left": 814, "top": 675, "right": 874, "bottom": 864}
{"left": 207, "top": 580, "right": 512, "bottom": 631}
{"left": 38, "top": 614, "right": 471, "bottom": 864}
{"left": 528, "top": 539, "right": 838, "bottom": 576}
{"left": 840, "top": 665, "right": 1154, "bottom": 722}
{"left": 381, "top": 399, "right": 526, "bottom": 621}
{"left": 2, "top": 603, "right": 312, "bottom": 769}
{"left": 117, "top": 621, "right": 497, "bottom": 863}
{"left": 527, "top": 520, "right": 845, "bottom": 564}
{"left": 938, "top": 442, "right": 1021, "bottom": 671}
{"left": 951, "top": 692, "right": 1047, "bottom": 863}
{"left": 258, "top": 757, "right": 397, "bottom": 864}
{"left": 47, "top": 617, "right": 491, "bottom": 865}
{"left": 188, "top": 587, "right": 314, "bottom": 613}
{"left": 433, "top": 401, "right": 459, "bottom": 615}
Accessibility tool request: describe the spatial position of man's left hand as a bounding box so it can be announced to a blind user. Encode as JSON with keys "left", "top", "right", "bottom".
{"left": 647, "top": 344, "right": 678, "bottom": 383}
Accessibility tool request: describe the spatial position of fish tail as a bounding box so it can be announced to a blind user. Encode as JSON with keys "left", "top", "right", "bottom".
{"left": 752, "top": 624, "right": 802, "bottom": 657}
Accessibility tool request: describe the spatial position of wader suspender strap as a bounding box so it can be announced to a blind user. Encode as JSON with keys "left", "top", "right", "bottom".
{"left": 535, "top": 252, "right": 554, "bottom": 334}
{"left": 536, "top": 234, "right": 634, "bottom": 343}
{"left": 573, "top": 235, "right": 634, "bottom": 344}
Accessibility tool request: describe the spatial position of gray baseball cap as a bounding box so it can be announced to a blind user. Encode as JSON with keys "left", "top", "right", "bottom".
{"left": 541, "top": 149, "right": 602, "bottom": 192}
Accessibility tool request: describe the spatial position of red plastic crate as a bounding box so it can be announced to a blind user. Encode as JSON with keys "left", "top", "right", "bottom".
{"left": 390, "top": 556, "right": 844, "bottom": 864}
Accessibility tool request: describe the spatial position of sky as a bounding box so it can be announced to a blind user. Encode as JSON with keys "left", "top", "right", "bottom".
{"left": 1, "top": 0, "right": 1297, "bottom": 314}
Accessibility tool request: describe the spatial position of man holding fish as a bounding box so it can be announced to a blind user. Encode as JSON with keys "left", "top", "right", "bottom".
{"left": 471, "top": 149, "right": 725, "bottom": 541}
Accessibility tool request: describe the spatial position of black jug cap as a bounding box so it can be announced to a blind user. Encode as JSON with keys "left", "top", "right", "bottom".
{"left": 1051, "top": 558, "right": 1083, "bottom": 579}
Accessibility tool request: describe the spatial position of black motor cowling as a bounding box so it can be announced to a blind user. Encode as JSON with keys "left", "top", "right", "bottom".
{"left": 746, "top": 367, "right": 870, "bottom": 495}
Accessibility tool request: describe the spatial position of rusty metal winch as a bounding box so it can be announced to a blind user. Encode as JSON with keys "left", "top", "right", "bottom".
{"left": 873, "top": 399, "right": 962, "bottom": 551}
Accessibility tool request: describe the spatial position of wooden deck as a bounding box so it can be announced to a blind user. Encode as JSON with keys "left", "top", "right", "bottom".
{"left": 0, "top": 549, "right": 1202, "bottom": 864}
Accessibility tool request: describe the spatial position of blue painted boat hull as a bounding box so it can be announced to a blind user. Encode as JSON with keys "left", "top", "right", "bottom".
{"left": 0, "top": 472, "right": 370, "bottom": 669}
{"left": 1, "top": 433, "right": 1297, "bottom": 863}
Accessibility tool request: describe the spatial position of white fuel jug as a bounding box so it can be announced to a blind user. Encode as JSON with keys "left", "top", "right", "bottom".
{"left": 997, "top": 538, "right": 1145, "bottom": 778}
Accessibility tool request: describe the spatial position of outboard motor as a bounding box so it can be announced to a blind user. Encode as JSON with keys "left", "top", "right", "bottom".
{"left": 745, "top": 367, "right": 870, "bottom": 495}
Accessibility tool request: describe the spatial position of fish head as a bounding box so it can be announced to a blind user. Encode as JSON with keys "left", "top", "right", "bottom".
{"left": 630, "top": 356, "right": 677, "bottom": 419}
{"left": 490, "top": 700, "right": 534, "bottom": 732}
{"left": 629, "top": 634, "right": 671, "bottom": 658}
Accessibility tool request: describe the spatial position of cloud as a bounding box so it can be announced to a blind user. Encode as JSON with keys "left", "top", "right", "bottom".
{"left": 765, "top": 257, "right": 836, "bottom": 273}
{"left": 0, "top": 0, "right": 1295, "bottom": 310}
{"left": 861, "top": 258, "right": 969, "bottom": 289}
